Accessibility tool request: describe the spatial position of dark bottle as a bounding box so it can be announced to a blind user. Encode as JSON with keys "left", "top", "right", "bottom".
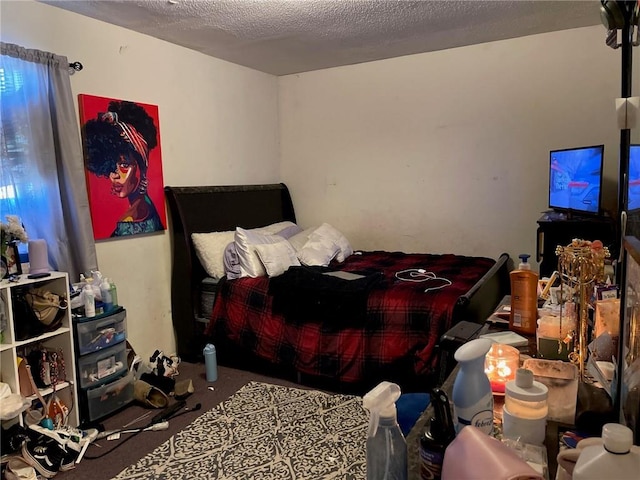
{"left": 419, "top": 388, "right": 456, "bottom": 480}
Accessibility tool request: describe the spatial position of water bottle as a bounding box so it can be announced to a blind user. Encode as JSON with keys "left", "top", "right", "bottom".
{"left": 203, "top": 344, "right": 218, "bottom": 382}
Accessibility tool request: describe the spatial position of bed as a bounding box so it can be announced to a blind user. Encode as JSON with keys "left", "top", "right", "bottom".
{"left": 165, "top": 183, "right": 511, "bottom": 392}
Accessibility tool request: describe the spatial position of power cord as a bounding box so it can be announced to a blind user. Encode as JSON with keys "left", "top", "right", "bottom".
{"left": 395, "top": 268, "right": 452, "bottom": 292}
{"left": 83, "top": 402, "right": 202, "bottom": 460}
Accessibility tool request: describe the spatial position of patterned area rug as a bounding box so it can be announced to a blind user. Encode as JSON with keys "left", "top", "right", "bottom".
{"left": 114, "top": 382, "right": 368, "bottom": 479}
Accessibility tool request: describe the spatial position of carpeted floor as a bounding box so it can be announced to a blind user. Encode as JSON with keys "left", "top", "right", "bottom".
{"left": 114, "top": 381, "right": 367, "bottom": 479}
{"left": 56, "top": 362, "right": 322, "bottom": 480}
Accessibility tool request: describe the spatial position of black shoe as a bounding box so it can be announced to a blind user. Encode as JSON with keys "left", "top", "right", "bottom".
{"left": 0, "top": 424, "right": 30, "bottom": 455}
{"left": 21, "top": 436, "right": 63, "bottom": 479}
{"left": 59, "top": 446, "right": 78, "bottom": 472}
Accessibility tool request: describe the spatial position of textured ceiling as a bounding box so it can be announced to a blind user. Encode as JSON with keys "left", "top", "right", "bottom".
{"left": 43, "top": 0, "right": 604, "bottom": 76}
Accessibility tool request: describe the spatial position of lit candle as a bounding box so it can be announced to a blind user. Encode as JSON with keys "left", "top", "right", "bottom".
{"left": 484, "top": 343, "right": 520, "bottom": 394}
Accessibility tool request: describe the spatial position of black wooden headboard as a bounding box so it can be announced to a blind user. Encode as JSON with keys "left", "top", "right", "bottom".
{"left": 164, "top": 183, "right": 296, "bottom": 359}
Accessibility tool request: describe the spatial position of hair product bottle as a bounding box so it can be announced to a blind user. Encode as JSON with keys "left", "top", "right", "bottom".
{"left": 509, "top": 254, "right": 538, "bottom": 335}
{"left": 83, "top": 283, "right": 95, "bottom": 318}
{"left": 419, "top": 388, "right": 455, "bottom": 480}
{"left": 573, "top": 423, "right": 640, "bottom": 480}
{"left": 100, "top": 277, "right": 113, "bottom": 312}
{"left": 108, "top": 278, "right": 118, "bottom": 307}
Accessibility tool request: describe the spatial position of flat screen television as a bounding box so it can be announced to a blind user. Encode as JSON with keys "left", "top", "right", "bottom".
{"left": 627, "top": 145, "right": 640, "bottom": 212}
{"left": 549, "top": 145, "right": 604, "bottom": 215}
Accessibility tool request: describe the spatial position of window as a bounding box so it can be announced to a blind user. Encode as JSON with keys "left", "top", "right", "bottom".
{"left": 0, "top": 42, "right": 96, "bottom": 279}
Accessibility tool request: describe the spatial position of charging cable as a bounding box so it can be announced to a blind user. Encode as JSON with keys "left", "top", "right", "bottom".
{"left": 95, "top": 420, "right": 169, "bottom": 441}
{"left": 84, "top": 402, "right": 202, "bottom": 460}
{"left": 395, "top": 268, "right": 452, "bottom": 292}
{"left": 395, "top": 268, "right": 432, "bottom": 282}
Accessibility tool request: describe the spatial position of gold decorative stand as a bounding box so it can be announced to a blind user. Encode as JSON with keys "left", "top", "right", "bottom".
{"left": 556, "top": 240, "right": 609, "bottom": 381}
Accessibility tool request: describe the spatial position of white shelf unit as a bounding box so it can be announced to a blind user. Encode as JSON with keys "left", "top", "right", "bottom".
{"left": 0, "top": 272, "right": 79, "bottom": 427}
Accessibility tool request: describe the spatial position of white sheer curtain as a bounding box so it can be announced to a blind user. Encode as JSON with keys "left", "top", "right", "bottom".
{"left": 0, "top": 42, "right": 97, "bottom": 281}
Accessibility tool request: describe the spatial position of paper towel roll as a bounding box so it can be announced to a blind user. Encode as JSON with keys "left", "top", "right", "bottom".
{"left": 28, "top": 239, "right": 50, "bottom": 274}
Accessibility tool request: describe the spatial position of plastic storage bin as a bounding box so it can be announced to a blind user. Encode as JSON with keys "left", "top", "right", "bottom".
{"left": 75, "top": 307, "right": 126, "bottom": 355}
{"left": 199, "top": 277, "right": 220, "bottom": 320}
{"left": 84, "top": 372, "right": 134, "bottom": 422}
{"left": 77, "top": 341, "right": 128, "bottom": 388}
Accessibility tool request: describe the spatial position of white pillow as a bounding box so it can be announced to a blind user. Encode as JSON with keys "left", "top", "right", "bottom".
{"left": 192, "top": 231, "right": 236, "bottom": 279}
{"left": 254, "top": 240, "right": 300, "bottom": 277}
{"left": 313, "top": 223, "right": 353, "bottom": 262}
{"left": 288, "top": 226, "right": 317, "bottom": 253}
{"left": 255, "top": 221, "right": 299, "bottom": 236}
{"left": 191, "top": 221, "right": 298, "bottom": 279}
{"left": 297, "top": 233, "right": 340, "bottom": 267}
{"left": 235, "top": 227, "right": 283, "bottom": 278}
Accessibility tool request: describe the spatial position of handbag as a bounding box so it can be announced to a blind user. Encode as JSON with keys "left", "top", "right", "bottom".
{"left": 12, "top": 288, "right": 45, "bottom": 341}
{"left": 27, "top": 347, "right": 66, "bottom": 389}
{"left": 25, "top": 287, "right": 67, "bottom": 331}
{"left": 22, "top": 363, "right": 51, "bottom": 427}
{"left": 16, "top": 356, "right": 35, "bottom": 397}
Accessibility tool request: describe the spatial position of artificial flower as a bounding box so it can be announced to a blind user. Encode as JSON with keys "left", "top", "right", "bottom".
{"left": 0, "top": 215, "right": 28, "bottom": 245}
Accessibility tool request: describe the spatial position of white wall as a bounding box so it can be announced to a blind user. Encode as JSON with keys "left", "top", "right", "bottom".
{"left": 1, "top": 0, "right": 280, "bottom": 359}
{"left": 279, "top": 26, "right": 640, "bottom": 264}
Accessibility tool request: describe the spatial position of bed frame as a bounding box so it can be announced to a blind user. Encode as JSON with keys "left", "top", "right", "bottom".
{"left": 165, "top": 183, "right": 511, "bottom": 369}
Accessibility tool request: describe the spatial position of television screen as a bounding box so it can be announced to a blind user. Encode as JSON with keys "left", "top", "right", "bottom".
{"left": 549, "top": 145, "right": 604, "bottom": 215}
{"left": 627, "top": 145, "right": 640, "bottom": 212}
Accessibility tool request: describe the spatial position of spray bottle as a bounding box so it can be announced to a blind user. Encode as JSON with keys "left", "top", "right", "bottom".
{"left": 363, "top": 381, "right": 408, "bottom": 480}
{"left": 418, "top": 388, "right": 455, "bottom": 480}
{"left": 509, "top": 254, "right": 538, "bottom": 335}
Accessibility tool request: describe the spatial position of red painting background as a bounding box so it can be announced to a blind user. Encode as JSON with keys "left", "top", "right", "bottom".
{"left": 78, "top": 94, "right": 167, "bottom": 240}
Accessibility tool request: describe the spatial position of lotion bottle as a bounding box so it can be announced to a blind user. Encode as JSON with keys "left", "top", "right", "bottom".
{"left": 573, "top": 423, "right": 640, "bottom": 480}
{"left": 509, "top": 254, "right": 538, "bottom": 335}
{"left": 83, "top": 283, "right": 95, "bottom": 318}
{"left": 363, "top": 381, "right": 408, "bottom": 480}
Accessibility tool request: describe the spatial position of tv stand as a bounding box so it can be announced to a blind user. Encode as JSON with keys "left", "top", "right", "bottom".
{"left": 536, "top": 213, "right": 617, "bottom": 278}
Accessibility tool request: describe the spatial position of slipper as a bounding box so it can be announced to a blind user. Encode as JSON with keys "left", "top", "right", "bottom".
{"left": 174, "top": 378, "right": 194, "bottom": 400}
{"left": 5, "top": 457, "right": 38, "bottom": 480}
{"left": 140, "top": 372, "right": 175, "bottom": 395}
{"left": 133, "top": 379, "right": 168, "bottom": 409}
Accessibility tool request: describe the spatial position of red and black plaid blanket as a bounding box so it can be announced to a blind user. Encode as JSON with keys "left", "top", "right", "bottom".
{"left": 206, "top": 251, "right": 494, "bottom": 385}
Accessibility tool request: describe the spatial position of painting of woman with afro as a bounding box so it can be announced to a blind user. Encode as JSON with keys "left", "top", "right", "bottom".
{"left": 79, "top": 95, "right": 166, "bottom": 240}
